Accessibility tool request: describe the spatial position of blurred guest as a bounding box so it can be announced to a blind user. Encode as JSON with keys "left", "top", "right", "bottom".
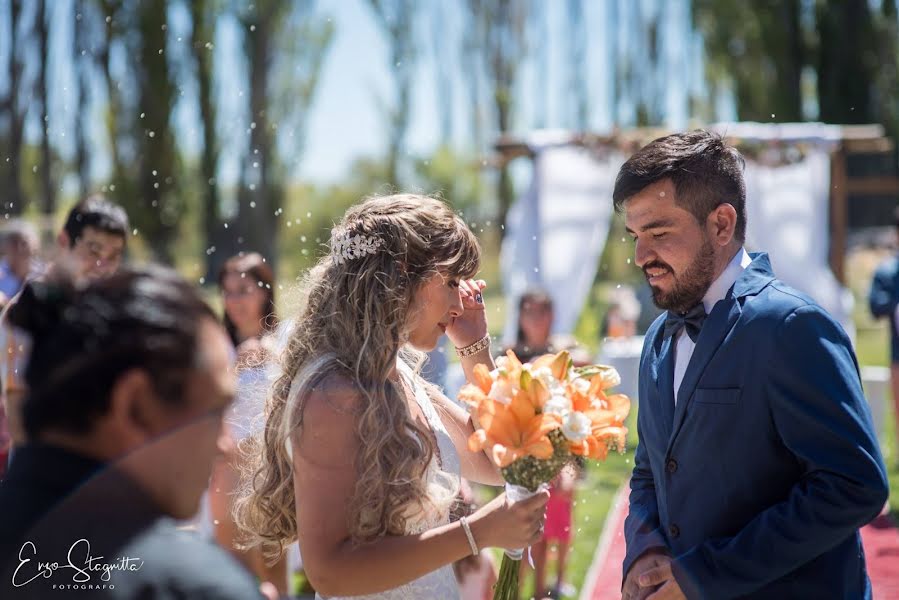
{"left": 601, "top": 285, "right": 640, "bottom": 339}
{"left": 54, "top": 194, "right": 129, "bottom": 283}
{"left": 1, "top": 195, "right": 129, "bottom": 460}
{"left": 532, "top": 466, "right": 578, "bottom": 599}
{"left": 507, "top": 288, "right": 590, "bottom": 365}
{"left": 209, "top": 252, "right": 289, "bottom": 595}
{"left": 0, "top": 220, "right": 40, "bottom": 304}
{"left": 868, "top": 205, "right": 899, "bottom": 454}
{"left": 219, "top": 252, "right": 277, "bottom": 352}
{"left": 0, "top": 265, "right": 267, "bottom": 598}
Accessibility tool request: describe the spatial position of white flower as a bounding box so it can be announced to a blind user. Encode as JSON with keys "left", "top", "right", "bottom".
{"left": 488, "top": 379, "right": 514, "bottom": 405}
{"left": 573, "top": 378, "right": 591, "bottom": 395}
{"left": 562, "top": 411, "right": 592, "bottom": 443}
{"left": 601, "top": 367, "right": 621, "bottom": 389}
{"left": 543, "top": 394, "right": 572, "bottom": 418}
{"left": 495, "top": 356, "right": 508, "bottom": 370}
{"left": 533, "top": 366, "right": 555, "bottom": 388}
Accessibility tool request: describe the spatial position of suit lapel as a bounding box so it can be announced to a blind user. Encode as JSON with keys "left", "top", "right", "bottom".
{"left": 667, "top": 294, "right": 742, "bottom": 450}
{"left": 654, "top": 333, "right": 676, "bottom": 438}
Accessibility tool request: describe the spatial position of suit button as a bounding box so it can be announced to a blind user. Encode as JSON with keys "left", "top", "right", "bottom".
{"left": 666, "top": 459, "right": 678, "bottom": 473}
{"left": 669, "top": 524, "right": 680, "bottom": 539}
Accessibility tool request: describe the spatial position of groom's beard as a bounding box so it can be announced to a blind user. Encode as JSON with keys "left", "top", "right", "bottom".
{"left": 646, "top": 236, "right": 716, "bottom": 314}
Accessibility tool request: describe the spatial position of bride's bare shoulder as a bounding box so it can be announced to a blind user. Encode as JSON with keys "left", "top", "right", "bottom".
{"left": 293, "top": 373, "right": 361, "bottom": 466}
{"left": 304, "top": 372, "right": 362, "bottom": 416}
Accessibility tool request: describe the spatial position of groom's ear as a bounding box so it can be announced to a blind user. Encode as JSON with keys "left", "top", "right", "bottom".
{"left": 707, "top": 203, "right": 738, "bottom": 246}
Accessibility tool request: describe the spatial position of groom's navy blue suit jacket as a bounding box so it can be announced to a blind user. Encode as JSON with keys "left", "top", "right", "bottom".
{"left": 624, "top": 253, "right": 889, "bottom": 599}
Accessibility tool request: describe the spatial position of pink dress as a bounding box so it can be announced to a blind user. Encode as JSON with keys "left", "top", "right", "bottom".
{"left": 543, "top": 480, "right": 573, "bottom": 543}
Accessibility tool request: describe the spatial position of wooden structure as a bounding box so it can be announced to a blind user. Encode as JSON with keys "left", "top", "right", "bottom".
{"left": 493, "top": 125, "right": 899, "bottom": 284}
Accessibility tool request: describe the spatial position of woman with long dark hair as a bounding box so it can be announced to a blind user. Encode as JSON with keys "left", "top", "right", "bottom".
{"left": 210, "top": 252, "right": 289, "bottom": 595}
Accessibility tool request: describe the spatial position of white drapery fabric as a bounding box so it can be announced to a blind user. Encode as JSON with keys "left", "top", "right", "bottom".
{"left": 500, "top": 126, "right": 854, "bottom": 345}
{"left": 501, "top": 140, "right": 623, "bottom": 345}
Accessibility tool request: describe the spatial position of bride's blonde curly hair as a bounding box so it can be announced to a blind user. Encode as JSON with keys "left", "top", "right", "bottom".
{"left": 234, "top": 194, "right": 480, "bottom": 558}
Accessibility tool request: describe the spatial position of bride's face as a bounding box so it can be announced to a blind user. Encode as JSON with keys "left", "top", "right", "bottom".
{"left": 406, "top": 271, "right": 464, "bottom": 351}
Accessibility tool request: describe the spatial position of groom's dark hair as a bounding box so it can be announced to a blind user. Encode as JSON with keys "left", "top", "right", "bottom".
{"left": 612, "top": 129, "right": 747, "bottom": 243}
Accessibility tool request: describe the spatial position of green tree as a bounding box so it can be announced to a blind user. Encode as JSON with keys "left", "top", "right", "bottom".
{"left": 1, "top": 0, "right": 30, "bottom": 215}
{"left": 465, "top": 0, "right": 530, "bottom": 236}
{"left": 188, "top": 0, "right": 223, "bottom": 279}
{"left": 233, "top": 0, "right": 332, "bottom": 270}
{"left": 429, "top": 2, "right": 454, "bottom": 142}
{"left": 73, "top": 0, "right": 96, "bottom": 200}
{"left": 367, "top": 0, "right": 418, "bottom": 189}
{"left": 567, "top": 0, "right": 589, "bottom": 130}
{"left": 117, "top": 0, "right": 181, "bottom": 262}
{"left": 412, "top": 146, "right": 485, "bottom": 219}
{"left": 875, "top": 0, "right": 899, "bottom": 146}
{"left": 36, "top": 0, "right": 55, "bottom": 235}
{"left": 814, "top": 0, "right": 878, "bottom": 124}
{"left": 693, "top": 0, "right": 804, "bottom": 122}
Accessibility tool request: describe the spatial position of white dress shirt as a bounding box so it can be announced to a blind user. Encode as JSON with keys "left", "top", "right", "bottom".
{"left": 673, "top": 248, "right": 752, "bottom": 404}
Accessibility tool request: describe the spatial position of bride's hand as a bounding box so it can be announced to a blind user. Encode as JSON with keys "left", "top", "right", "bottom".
{"left": 467, "top": 489, "right": 550, "bottom": 551}
{"left": 446, "top": 279, "right": 489, "bottom": 348}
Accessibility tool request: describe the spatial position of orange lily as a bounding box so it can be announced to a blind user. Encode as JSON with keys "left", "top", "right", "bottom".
{"left": 517, "top": 370, "right": 551, "bottom": 411}
{"left": 572, "top": 393, "right": 630, "bottom": 459}
{"left": 468, "top": 390, "right": 560, "bottom": 467}
{"left": 531, "top": 350, "right": 571, "bottom": 381}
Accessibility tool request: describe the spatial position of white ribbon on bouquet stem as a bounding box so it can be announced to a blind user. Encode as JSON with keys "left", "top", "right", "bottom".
{"left": 503, "top": 482, "right": 550, "bottom": 566}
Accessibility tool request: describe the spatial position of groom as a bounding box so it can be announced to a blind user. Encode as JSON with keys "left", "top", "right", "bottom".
{"left": 617, "top": 131, "right": 889, "bottom": 599}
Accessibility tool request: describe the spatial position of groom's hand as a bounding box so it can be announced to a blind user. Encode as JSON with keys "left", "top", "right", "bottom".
{"left": 640, "top": 562, "right": 686, "bottom": 600}
{"left": 622, "top": 550, "right": 670, "bottom": 600}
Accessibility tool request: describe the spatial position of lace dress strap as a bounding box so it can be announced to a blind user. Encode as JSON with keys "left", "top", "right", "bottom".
{"left": 396, "top": 360, "right": 460, "bottom": 479}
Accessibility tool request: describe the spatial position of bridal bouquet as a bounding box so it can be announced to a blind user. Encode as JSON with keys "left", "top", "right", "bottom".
{"left": 459, "top": 350, "right": 630, "bottom": 600}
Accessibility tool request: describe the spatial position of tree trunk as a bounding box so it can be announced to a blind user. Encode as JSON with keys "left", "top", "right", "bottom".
{"left": 431, "top": 3, "right": 453, "bottom": 142}
{"left": 240, "top": 5, "right": 278, "bottom": 268}
{"left": 567, "top": 0, "right": 588, "bottom": 130}
{"left": 816, "top": 0, "right": 876, "bottom": 124}
{"left": 136, "top": 0, "right": 178, "bottom": 262}
{"left": 37, "top": 0, "right": 56, "bottom": 238}
{"left": 74, "top": 0, "right": 92, "bottom": 200}
{"left": 777, "top": 0, "right": 803, "bottom": 122}
{"left": 190, "top": 0, "right": 223, "bottom": 280}
{"left": 3, "top": 0, "right": 27, "bottom": 215}
{"left": 494, "top": 82, "right": 513, "bottom": 234}
{"left": 99, "top": 0, "right": 124, "bottom": 190}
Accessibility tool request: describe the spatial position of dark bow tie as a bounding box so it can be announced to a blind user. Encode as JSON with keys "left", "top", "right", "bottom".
{"left": 663, "top": 303, "right": 707, "bottom": 343}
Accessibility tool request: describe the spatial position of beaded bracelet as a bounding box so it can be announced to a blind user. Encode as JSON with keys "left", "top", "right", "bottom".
{"left": 455, "top": 334, "right": 491, "bottom": 358}
{"left": 459, "top": 516, "right": 479, "bottom": 556}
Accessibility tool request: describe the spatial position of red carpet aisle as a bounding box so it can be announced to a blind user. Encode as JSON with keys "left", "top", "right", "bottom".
{"left": 580, "top": 484, "right": 630, "bottom": 600}
{"left": 581, "top": 480, "right": 899, "bottom": 600}
{"left": 862, "top": 513, "right": 899, "bottom": 600}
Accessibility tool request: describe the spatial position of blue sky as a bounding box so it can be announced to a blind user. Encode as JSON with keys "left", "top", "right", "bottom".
{"left": 2, "top": 0, "right": 705, "bottom": 191}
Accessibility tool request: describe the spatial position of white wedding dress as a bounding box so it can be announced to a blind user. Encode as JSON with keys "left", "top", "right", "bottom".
{"left": 317, "top": 360, "right": 462, "bottom": 600}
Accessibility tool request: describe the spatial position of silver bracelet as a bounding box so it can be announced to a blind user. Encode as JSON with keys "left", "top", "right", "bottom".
{"left": 459, "top": 516, "right": 479, "bottom": 556}
{"left": 455, "top": 334, "right": 491, "bottom": 358}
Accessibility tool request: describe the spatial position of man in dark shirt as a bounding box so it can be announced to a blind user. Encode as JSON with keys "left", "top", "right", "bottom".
{"left": 869, "top": 206, "right": 899, "bottom": 457}
{"left": 0, "top": 265, "right": 268, "bottom": 599}
{"left": 2, "top": 194, "right": 131, "bottom": 473}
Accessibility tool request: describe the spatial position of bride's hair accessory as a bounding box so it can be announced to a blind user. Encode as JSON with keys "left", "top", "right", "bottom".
{"left": 330, "top": 229, "right": 382, "bottom": 265}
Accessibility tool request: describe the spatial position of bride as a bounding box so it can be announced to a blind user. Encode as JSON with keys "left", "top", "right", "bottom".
{"left": 235, "top": 195, "right": 549, "bottom": 599}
